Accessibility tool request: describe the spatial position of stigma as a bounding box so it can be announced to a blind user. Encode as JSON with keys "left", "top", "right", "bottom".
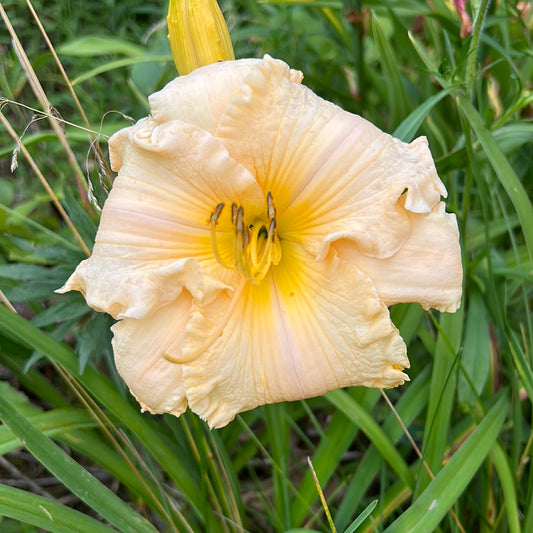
{"left": 210, "top": 192, "right": 282, "bottom": 284}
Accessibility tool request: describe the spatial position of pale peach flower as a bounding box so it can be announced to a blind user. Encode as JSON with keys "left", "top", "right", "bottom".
{"left": 59, "top": 56, "right": 462, "bottom": 428}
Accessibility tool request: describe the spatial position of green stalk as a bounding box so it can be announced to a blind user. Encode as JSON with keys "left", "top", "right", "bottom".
{"left": 465, "top": 0, "right": 492, "bottom": 96}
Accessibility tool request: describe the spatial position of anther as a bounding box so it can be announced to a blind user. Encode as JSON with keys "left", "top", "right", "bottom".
{"left": 210, "top": 202, "right": 224, "bottom": 224}
{"left": 210, "top": 193, "right": 281, "bottom": 284}
{"left": 235, "top": 206, "right": 244, "bottom": 234}
{"left": 235, "top": 206, "right": 249, "bottom": 247}
{"left": 268, "top": 218, "right": 276, "bottom": 241}
{"left": 267, "top": 191, "right": 276, "bottom": 221}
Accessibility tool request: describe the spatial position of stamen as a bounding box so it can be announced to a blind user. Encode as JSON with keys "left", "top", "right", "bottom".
{"left": 268, "top": 217, "right": 276, "bottom": 239}
{"left": 234, "top": 206, "right": 253, "bottom": 280}
{"left": 210, "top": 202, "right": 224, "bottom": 224}
{"left": 267, "top": 191, "right": 276, "bottom": 221}
{"left": 210, "top": 192, "right": 282, "bottom": 283}
{"left": 209, "top": 203, "right": 233, "bottom": 269}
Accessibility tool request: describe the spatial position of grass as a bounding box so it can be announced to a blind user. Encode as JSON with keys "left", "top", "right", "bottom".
{"left": 0, "top": 0, "right": 532, "bottom": 531}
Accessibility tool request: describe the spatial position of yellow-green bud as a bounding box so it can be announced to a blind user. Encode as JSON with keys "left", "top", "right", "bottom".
{"left": 167, "top": 0, "right": 235, "bottom": 75}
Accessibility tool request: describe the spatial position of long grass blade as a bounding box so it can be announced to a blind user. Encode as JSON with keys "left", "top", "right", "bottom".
{"left": 0, "top": 484, "right": 118, "bottom": 533}
{"left": 0, "top": 387, "right": 157, "bottom": 533}
{"left": 415, "top": 310, "right": 464, "bottom": 495}
{"left": 325, "top": 389, "right": 415, "bottom": 489}
{"left": 457, "top": 95, "right": 533, "bottom": 264}
{"left": 383, "top": 391, "right": 509, "bottom": 533}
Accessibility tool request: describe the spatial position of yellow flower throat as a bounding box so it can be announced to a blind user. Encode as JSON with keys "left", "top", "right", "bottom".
{"left": 210, "top": 192, "right": 282, "bottom": 284}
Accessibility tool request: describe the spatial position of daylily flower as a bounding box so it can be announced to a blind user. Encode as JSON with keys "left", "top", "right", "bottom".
{"left": 59, "top": 56, "right": 462, "bottom": 428}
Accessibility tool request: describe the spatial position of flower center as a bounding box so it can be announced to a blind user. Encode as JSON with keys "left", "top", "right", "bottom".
{"left": 210, "top": 192, "right": 282, "bottom": 284}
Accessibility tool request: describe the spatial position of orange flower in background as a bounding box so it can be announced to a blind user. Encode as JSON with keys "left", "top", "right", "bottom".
{"left": 58, "top": 56, "right": 462, "bottom": 428}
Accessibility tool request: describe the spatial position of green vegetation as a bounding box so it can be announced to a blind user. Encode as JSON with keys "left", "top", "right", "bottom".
{"left": 0, "top": 0, "right": 532, "bottom": 531}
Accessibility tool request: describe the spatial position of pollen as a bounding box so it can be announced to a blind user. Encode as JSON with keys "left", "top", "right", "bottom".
{"left": 210, "top": 192, "right": 282, "bottom": 283}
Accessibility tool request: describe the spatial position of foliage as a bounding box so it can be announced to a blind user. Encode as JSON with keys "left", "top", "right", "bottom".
{"left": 0, "top": 0, "right": 532, "bottom": 531}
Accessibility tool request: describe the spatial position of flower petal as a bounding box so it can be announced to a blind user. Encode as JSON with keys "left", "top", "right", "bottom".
{"left": 149, "top": 58, "right": 290, "bottom": 134}
{"left": 182, "top": 242, "right": 409, "bottom": 428}
{"left": 216, "top": 56, "right": 447, "bottom": 259}
{"left": 335, "top": 203, "right": 463, "bottom": 312}
{"left": 111, "top": 294, "right": 191, "bottom": 416}
{"left": 58, "top": 254, "right": 203, "bottom": 321}
{"left": 59, "top": 117, "right": 263, "bottom": 319}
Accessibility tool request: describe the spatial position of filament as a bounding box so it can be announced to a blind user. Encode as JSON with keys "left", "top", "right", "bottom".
{"left": 209, "top": 192, "right": 281, "bottom": 283}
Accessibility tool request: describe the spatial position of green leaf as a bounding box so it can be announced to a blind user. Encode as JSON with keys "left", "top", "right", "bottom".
{"left": 0, "top": 387, "right": 157, "bottom": 533}
{"left": 291, "top": 388, "right": 379, "bottom": 525}
{"left": 76, "top": 312, "right": 114, "bottom": 372}
{"left": 31, "top": 295, "right": 90, "bottom": 327}
{"left": 265, "top": 404, "right": 291, "bottom": 529}
{"left": 71, "top": 55, "right": 171, "bottom": 85}
{"left": 0, "top": 384, "right": 179, "bottom": 526}
{"left": 458, "top": 290, "right": 490, "bottom": 405}
{"left": 58, "top": 36, "right": 146, "bottom": 57}
{"left": 393, "top": 88, "right": 454, "bottom": 142}
{"left": 334, "top": 366, "right": 431, "bottom": 531}
{"left": 325, "top": 389, "right": 415, "bottom": 489}
{"left": 0, "top": 484, "right": 117, "bottom": 533}
{"left": 0, "top": 203, "right": 80, "bottom": 253}
{"left": 371, "top": 12, "right": 410, "bottom": 128}
{"left": 416, "top": 310, "right": 464, "bottom": 496}
{"left": 490, "top": 444, "right": 521, "bottom": 533}
{"left": 383, "top": 392, "right": 508, "bottom": 533}
{"left": 262, "top": 0, "right": 342, "bottom": 6}
{"left": 0, "top": 407, "right": 97, "bottom": 455}
{"left": 0, "top": 346, "right": 68, "bottom": 408}
{"left": 457, "top": 95, "right": 533, "bottom": 264}
{"left": 0, "top": 264, "right": 69, "bottom": 282}
{"left": 508, "top": 330, "right": 533, "bottom": 404}
{"left": 284, "top": 530, "right": 321, "bottom": 533}
{"left": 344, "top": 499, "right": 378, "bottom": 533}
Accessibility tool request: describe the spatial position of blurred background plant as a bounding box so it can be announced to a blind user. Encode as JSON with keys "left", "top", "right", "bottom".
{"left": 0, "top": 0, "right": 532, "bottom": 531}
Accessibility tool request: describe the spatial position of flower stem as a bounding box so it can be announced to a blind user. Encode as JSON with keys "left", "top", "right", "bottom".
{"left": 465, "top": 0, "right": 492, "bottom": 97}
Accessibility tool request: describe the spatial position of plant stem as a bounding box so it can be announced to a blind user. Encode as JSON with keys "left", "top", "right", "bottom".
{"left": 465, "top": 0, "right": 492, "bottom": 97}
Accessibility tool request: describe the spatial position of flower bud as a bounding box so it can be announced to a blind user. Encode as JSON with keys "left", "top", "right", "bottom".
{"left": 167, "top": 0, "right": 235, "bottom": 75}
